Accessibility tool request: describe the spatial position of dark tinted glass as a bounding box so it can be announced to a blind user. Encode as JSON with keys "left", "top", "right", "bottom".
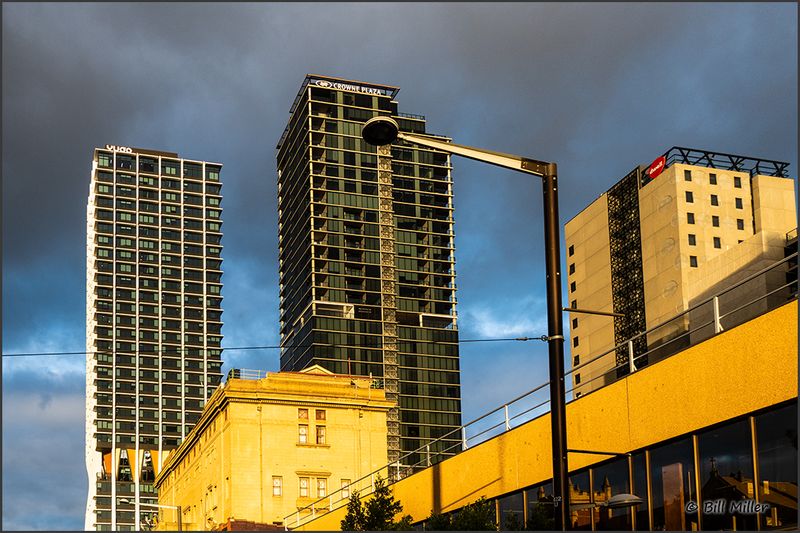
{"left": 593, "top": 458, "right": 632, "bottom": 530}
{"left": 756, "top": 402, "right": 798, "bottom": 530}
{"left": 698, "top": 418, "right": 756, "bottom": 530}
{"left": 649, "top": 437, "right": 699, "bottom": 530}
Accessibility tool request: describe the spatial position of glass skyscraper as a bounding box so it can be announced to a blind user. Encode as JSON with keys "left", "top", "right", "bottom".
{"left": 276, "top": 75, "right": 462, "bottom": 467}
{"left": 85, "top": 145, "right": 223, "bottom": 530}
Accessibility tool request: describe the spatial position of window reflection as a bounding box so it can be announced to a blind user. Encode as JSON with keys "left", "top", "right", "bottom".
{"left": 756, "top": 402, "right": 798, "bottom": 530}
{"left": 498, "top": 491, "right": 524, "bottom": 530}
{"left": 698, "top": 418, "right": 756, "bottom": 530}
{"left": 631, "top": 452, "right": 650, "bottom": 530}
{"left": 593, "top": 457, "right": 632, "bottom": 530}
{"left": 525, "top": 482, "right": 554, "bottom": 531}
{"left": 570, "top": 470, "right": 593, "bottom": 530}
{"left": 649, "top": 437, "right": 698, "bottom": 531}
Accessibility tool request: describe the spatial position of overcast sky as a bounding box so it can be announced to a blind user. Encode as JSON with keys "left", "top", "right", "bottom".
{"left": 2, "top": 2, "right": 797, "bottom": 530}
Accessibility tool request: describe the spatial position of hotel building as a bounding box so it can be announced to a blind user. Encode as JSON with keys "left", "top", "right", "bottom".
{"left": 85, "top": 145, "right": 224, "bottom": 530}
{"left": 276, "top": 75, "right": 461, "bottom": 467}
{"left": 565, "top": 147, "right": 795, "bottom": 396}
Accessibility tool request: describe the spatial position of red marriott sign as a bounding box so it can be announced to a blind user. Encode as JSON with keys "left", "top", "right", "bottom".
{"left": 647, "top": 155, "right": 667, "bottom": 179}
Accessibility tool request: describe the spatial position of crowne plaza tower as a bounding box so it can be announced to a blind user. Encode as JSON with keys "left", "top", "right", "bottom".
{"left": 85, "top": 145, "right": 224, "bottom": 530}
{"left": 276, "top": 75, "right": 462, "bottom": 466}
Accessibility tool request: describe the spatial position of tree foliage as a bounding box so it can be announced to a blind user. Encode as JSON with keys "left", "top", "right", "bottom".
{"left": 341, "top": 475, "right": 413, "bottom": 531}
{"left": 423, "top": 497, "right": 497, "bottom": 530}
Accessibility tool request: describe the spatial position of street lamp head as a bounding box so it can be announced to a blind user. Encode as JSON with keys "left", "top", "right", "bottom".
{"left": 603, "top": 493, "right": 644, "bottom": 509}
{"left": 362, "top": 116, "right": 400, "bottom": 146}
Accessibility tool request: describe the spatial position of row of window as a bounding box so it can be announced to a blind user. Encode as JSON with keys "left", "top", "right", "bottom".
{"left": 96, "top": 171, "right": 222, "bottom": 195}
{"left": 95, "top": 197, "right": 222, "bottom": 215}
{"left": 684, "top": 169, "right": 743, "bottom": 188}
{"left": 96, "top": 154, "right": 220, "bottom": 182}
{"left": 457, "top": 401, "right": 797, "bottom": 531}
{"left": 95, "top": 224, "right": 224, "bottom": 246}
{"left": 272, "top": 475, "right": 352, "bottom": 499}
{"left": 684, "top": 190, "right": 745, "bottom": 209}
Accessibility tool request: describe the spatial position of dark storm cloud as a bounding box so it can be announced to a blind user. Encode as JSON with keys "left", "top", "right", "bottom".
{"left": 3, "top": 3, "right": 796, "bottom": 530}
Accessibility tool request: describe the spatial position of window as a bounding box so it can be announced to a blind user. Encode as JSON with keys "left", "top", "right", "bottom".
{"left": 684, "top": 169, "right": 692, "bottom": 181}
{"left": 98, "top": 153, "right": 113, "bottom": 167}
{"left": 648, "top": 437, "right": 699, "bottom": 531}
{"left": 712, "top": 215, "right": 719, "bottom": 227}
{"left": 687, "top": 213, "right": 695, "bottom": 224}
{"left": 272, "top": 477, "right": 282, "bottom": 497}
{"left": 498, "top": 491, "right": 525, "bottom": 530}
{"left": 317, "top": 478, "right": 327, "bottom": 498}
{"left": 701, "top": 419, "right": 759, "bottom": 530}
{"left": 316, "top": 409, "right": 326, "bottom": 421}
{"left": 568, "top": 245, "right": 574, "bottom": 257}
{"left": 710, "top": 194, "right": 718, "bottom": 206}
{"left": 316, "top": 426, "right": 326, "bottom": 445}
{"left": 734, "top": 176, "right": 742, "bottom": 188}
{"left": 299, "top": 477, "right": 309, "bottom": 498}
{"left": 569, "top": 263, "right": 575, "bottom": 275}
{"left": 756, "top": 402, "right": 797, "bottom": 530}
{"left": 685, "top": 191, "right": 693, "bottom": 203}
{"left": 575, "top": 373, "right": 581, "bottom": 384}
{"left": 737, "top": 218, "right": 745, "bottom": 230}
{"left": 341, "top": 479, "right": 351, "bottom": 500}
{"left": 709, "top": 173, "right": 717, "bottom": 185}
{"left": 735, "top": 197, "right": 743, "bottom": 209}
{"left": 573, "top": 336, "right": 579, "bottom": 347}
{"left": 690, "top": 256, "right": 698, "bottom": 267}
{"left": 573, "top": 355, "right": 580, "bottom": 366}
{"left": 570, "top": 281, "right": 576, "bottom": 293}
{"left": 713, "top": 237, "right": 721, "bottom": 249}
{"left": 688, "top": 234, "right": 696, "bottom": 246}
{"left": 592, "top": 458, "right": 632, "bottom": 530}
{"left": 298, "top": 424, "right": 308, "bottom": 444}
{"left": 572, "top": 318, "right": 578, "bottom": 329}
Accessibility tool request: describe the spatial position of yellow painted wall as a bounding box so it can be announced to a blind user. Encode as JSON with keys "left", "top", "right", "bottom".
{"left": 297, "top": 301, "right": 797, "bottom": 530}
{"left": 154, "top": 369, "right": 393, "bottom": 530}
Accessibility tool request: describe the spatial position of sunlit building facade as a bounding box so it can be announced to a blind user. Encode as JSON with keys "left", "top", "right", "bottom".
{"left": 276, "top": 75, "right": 461, "bottom": 467}
{"left": 565, "top": 147, "right": 795, "bottom": 396}
{"left": 85, "top": 145, "right": 224, "bottom": 530}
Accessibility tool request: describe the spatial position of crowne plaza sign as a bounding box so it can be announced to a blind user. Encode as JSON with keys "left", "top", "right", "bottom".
{"left": 313, "top": 79, "right": 389, "bottom": 96}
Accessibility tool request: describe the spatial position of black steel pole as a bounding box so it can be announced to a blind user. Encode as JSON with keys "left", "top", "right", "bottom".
{"left": 542, "top": 163, "right": 569, "bottom": 530}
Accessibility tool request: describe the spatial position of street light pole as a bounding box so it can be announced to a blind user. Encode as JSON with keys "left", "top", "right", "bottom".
{"left": 362, "top": 116, "right": 570, "bottom": 530}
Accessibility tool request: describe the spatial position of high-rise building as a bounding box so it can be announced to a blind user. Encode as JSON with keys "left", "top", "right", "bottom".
{"left": 85, "top": 145, "right": 224, "bottom": 531}
{"left": 276, "top": 75, "right": 461, "bottom": 467}
{"left": 565, "top": 147, "right": 795, "bottom": 397}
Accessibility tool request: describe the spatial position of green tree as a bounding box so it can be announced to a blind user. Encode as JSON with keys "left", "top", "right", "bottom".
{"left": 341, "top": 489, "right": 367, "bottom": 531}
{"left": 341, "top": 475, "right": 413, "bottom": 531}
{"left": 422, "top": 497, "right": 497, "bottom": 530}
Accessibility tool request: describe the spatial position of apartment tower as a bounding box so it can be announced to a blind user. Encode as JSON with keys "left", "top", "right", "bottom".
{"left": 565, "top": 147, "right": 794, "bottom": 397}
{"left": 276, "top": 75, "right": 461, "bottom": 467}
{"left": 85, "top": 145, "right": 224, "bottom": 530}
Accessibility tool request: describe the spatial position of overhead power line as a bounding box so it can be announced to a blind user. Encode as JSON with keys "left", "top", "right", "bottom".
{"left": 2, "top": 336, "right": 545, "bottom": 358}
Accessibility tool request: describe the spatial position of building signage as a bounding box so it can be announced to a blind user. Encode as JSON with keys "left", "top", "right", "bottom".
{"left": 105, "top": 144, "right": 133, "bottom": 153}
{"left": 647, "top": 155, "right": 666, "bottom": 179}
{"left": 314, "top": 79, "right": 385, "bottom": 96}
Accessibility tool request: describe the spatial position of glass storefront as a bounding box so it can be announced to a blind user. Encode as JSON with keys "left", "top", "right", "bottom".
{"left": 440, "top": 400, "right": 797, "bottom": 531}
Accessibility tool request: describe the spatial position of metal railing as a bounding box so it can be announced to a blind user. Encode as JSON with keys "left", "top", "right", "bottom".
{"left": 226, "top": 368, "right": 269, "bottom": 381}
{"left": 283, "top": 252, "right": 797, "bottom": 529}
